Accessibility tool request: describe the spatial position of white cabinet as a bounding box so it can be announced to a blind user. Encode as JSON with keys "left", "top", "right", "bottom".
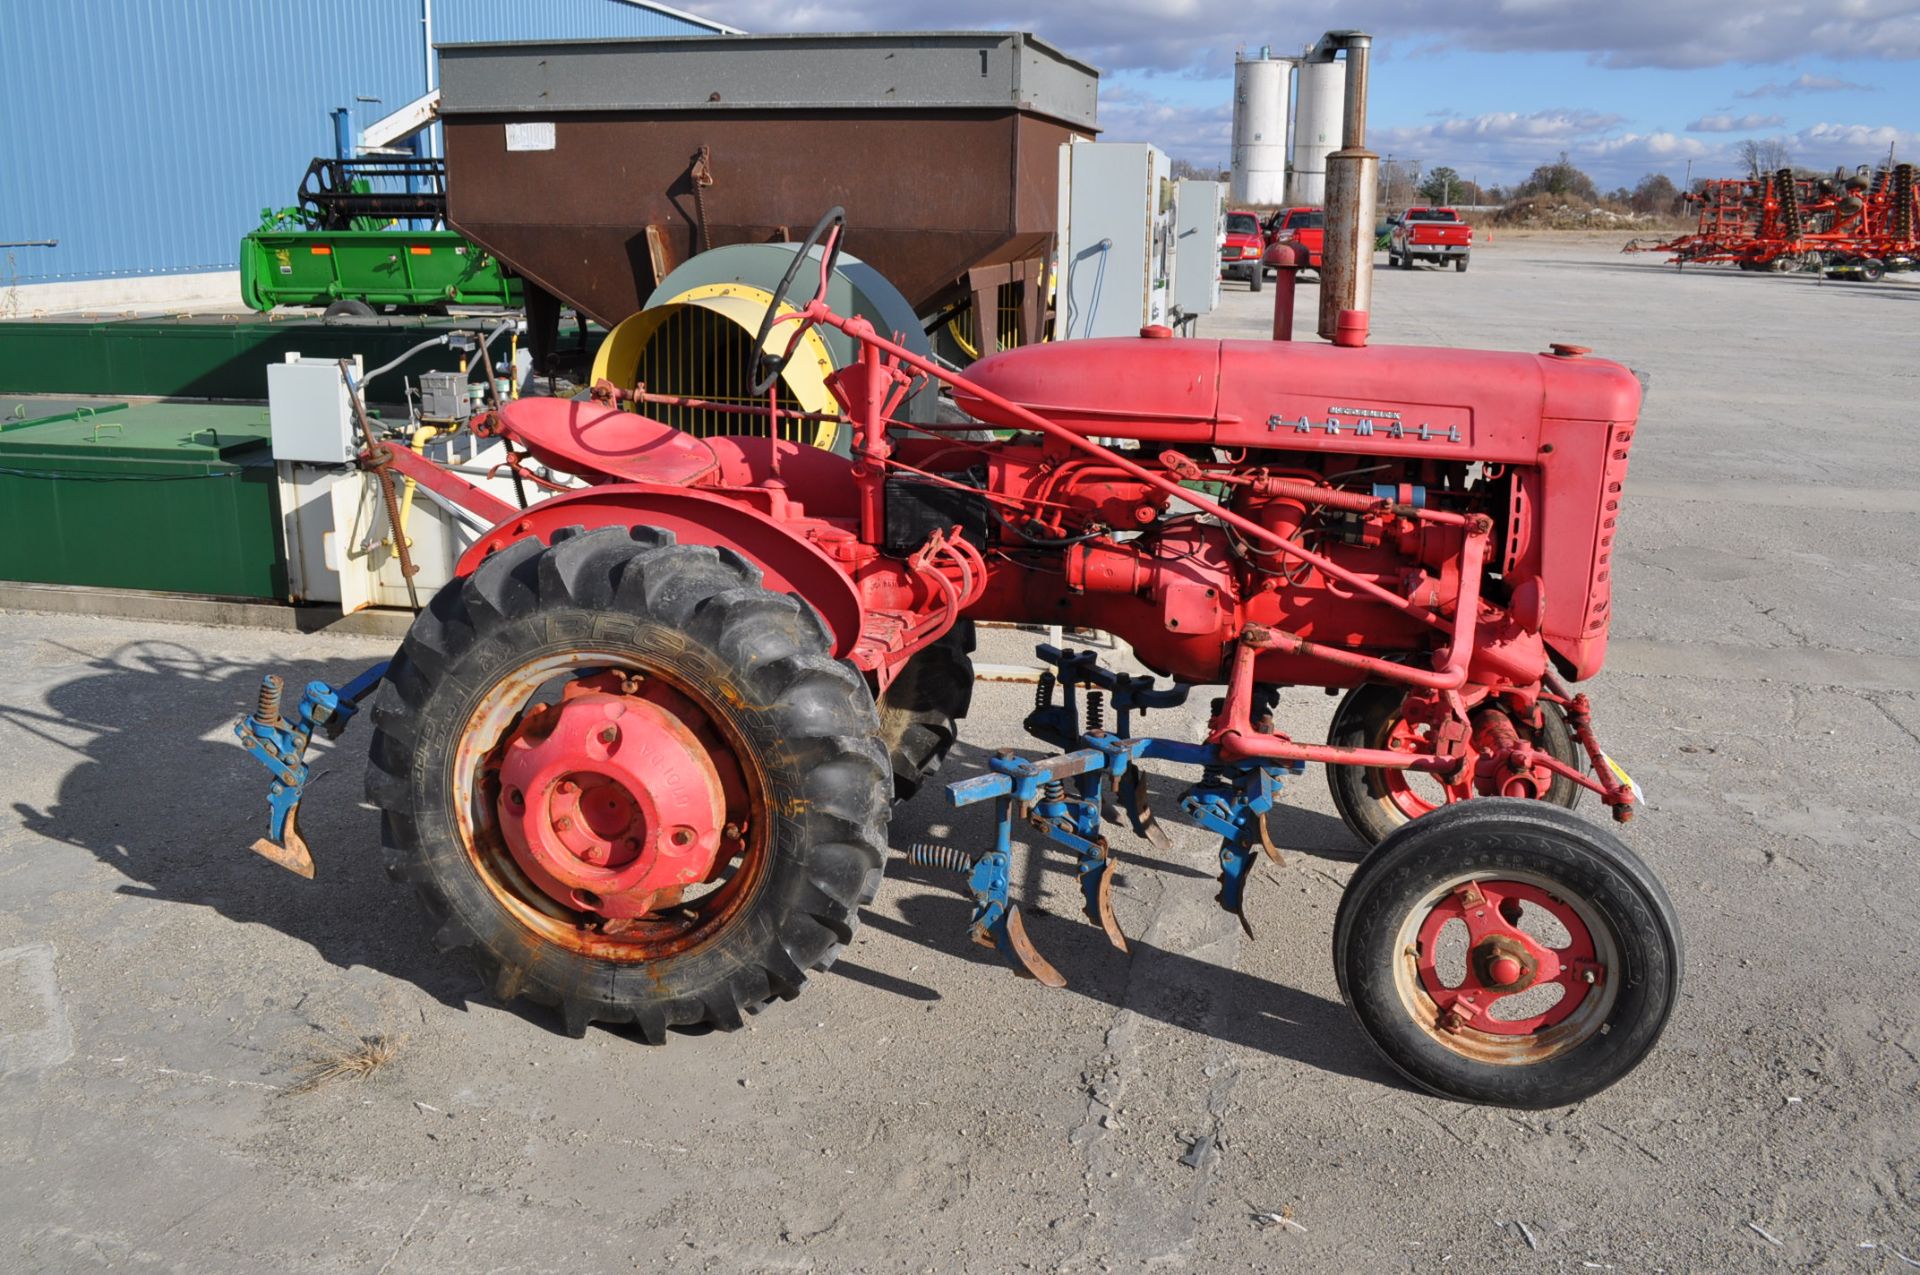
{"left": 1173, "top": 178, "right": 1225, "bottom": 326}
{"left": 1054, "top": 141, "right": 1175, "bottom": 340}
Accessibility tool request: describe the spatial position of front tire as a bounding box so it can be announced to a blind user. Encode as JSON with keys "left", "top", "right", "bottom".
{"left": 1334, "top": 800, "right": 1682, "bottom": 1107}
{"left": 876, "top": 620, "right": 975, "bottom": 801}
{"left": 364, "top": 526, "right": 891, "bottom": 1039}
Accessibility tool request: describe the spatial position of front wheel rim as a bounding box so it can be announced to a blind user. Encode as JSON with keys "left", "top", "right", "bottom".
{"left": 1390, "top": 869, "right": 1621, "bottom": 1065}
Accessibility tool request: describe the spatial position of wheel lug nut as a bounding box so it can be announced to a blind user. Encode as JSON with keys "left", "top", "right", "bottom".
{"left": 555, "top": 816, "right": 574, "bottom": 833}
{"left": 599, "top": 726, "right": 619, "bottom": 745}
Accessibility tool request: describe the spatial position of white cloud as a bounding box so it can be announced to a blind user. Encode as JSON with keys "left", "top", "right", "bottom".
{"left": 1687, "top": 113, "right": 1789, "bottom": 133}
{"left": 666, "top": 4, "right": 1918, "bottom": 188}
{"left": 677, "top": 1, "right": 1920, "bottom": 74}
{"left": 1790, "top": 122, "right": 1920, "bottom": 170}
{"left": 1421, "top": 110, "right": 1627, "bottom": 141}
{"left": 1737, "top": 73, "right": 1878, "bottom": 99}
{"left": 1097, "top": 84, "right": 1234, "bottom": 160}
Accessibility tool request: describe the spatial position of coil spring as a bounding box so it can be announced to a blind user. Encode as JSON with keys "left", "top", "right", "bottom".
{"left": 1042, "top": 779, "right": 1067, "bottom": 803}
{"left": 256, "top": 674, "right": 284, "bottom": 726}
{"left": 1085, "top": 690, "right": 1107, "bottom": 734}
{"left": 909, "top": 841, "right": 976, "bottom": 875}
{"left": 1776, "top": 169, "right": 1802, "bottom": 237}
{"left": 1034, "top": 670, "right": 1056, "bottom": 713}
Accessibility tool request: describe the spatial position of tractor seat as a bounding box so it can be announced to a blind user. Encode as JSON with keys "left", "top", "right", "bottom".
{"left": 492, "top": 396, "right": 719, "bottom": 486}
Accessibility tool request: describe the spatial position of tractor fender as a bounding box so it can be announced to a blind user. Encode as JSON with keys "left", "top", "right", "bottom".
{"left": 455, "top": 485, "right": 865, "bottom": 660}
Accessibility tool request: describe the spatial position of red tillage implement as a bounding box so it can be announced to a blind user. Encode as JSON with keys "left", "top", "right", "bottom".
{"left": 1628, "top": 163, "right": 1918, "bottom": 280}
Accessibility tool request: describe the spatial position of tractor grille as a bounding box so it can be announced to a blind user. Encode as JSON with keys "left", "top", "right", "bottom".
{"left": 1584, "top": 421, "right": 1636, "bottom": 638}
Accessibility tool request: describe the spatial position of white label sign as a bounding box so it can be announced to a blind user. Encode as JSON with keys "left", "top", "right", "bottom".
{"left": 505, "top": 121, "right": 555, "bottom": 152}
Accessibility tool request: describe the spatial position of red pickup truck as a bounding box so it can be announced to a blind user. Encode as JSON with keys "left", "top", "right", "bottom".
{"left": 1220, "top": 210, "right": 1267, "bottom": 291}
{"left": 1389, "top": 207, "right": 1473, "bottom": 271}
{"left": 1263, "top": 206, "right": 1325, "bottom": 270}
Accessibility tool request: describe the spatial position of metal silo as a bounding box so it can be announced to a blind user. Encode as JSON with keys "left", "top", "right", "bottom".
{"left": 1230, "top": 48, "right": 1291, "bottom": 207}
{"left": 1290, "top": 55, "right": 1347, "bottom": 206}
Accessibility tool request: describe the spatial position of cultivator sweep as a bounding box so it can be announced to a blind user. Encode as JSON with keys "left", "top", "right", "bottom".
{"left": 224, "top": 34, "right": 1682, "bottom": 1108}
{"left": 1626, "top": 163, "right": 1919, "bottom": 280}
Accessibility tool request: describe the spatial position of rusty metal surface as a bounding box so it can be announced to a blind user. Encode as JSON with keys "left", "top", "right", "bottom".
{"left": 1315, "top": 34, "right": 1377, "bottom": 342}
{"left": 445, "top": 110, "right": 1085, "bottom": 325}
{"left": 249, "top": 824, "right": 314, "bottom": 879}
{"left": 452, "top": 647, "right": 773, "bottom": 965}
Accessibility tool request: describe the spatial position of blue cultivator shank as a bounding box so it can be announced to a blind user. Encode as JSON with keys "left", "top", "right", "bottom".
{"left": 931, "top": 646, "right": 1303, "bottom": 984}
{"left": 232, "top": 662, "right": 389, "bottom": 877}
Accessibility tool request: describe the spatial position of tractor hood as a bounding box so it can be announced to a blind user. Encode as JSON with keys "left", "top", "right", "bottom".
{"left": 953, "top": 336, "right": 1642, "bottom": 463}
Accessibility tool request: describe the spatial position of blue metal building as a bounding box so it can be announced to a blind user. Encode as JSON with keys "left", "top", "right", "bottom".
{"left": 0, "top": 0, "right": 734, "bottom": 288}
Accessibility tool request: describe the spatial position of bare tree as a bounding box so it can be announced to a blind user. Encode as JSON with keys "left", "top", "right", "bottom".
{"left": 1738, "top": 138, "right": 1792, "bottom": 179}
{"left": 1378, "top": 158, "right": 1421, "bottom": 210}
{"left": 1631, "top": 172, "right": 1680, "bottom": 214}
{"left": 1170, "top": 157, "right": 1228, "bottom": 182}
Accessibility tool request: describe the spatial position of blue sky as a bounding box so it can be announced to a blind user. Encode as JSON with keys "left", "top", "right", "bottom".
{"left": 681, "top": 2, "right": 1919, "bottom": 189}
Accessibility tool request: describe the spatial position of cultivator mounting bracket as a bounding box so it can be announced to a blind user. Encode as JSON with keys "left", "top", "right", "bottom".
{"left": 232, "top": 663, "right": 390, "bottom": 878}
{"left": 924, "top": 646, "right": 1302, "bottom": 983}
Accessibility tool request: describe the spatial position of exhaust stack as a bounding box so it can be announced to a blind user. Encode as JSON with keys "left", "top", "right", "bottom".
{"left": 1312, "top": 31, "right": 1377, "bottom": 345}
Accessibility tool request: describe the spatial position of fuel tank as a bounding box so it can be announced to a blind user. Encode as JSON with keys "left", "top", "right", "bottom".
{"left": 952, "top": 336, "right": 1641, "bottom": 466}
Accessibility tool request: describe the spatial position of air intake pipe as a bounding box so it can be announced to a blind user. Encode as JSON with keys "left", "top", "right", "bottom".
{"left": 1311, "top": 31, "right": 1377, "bottom": 346}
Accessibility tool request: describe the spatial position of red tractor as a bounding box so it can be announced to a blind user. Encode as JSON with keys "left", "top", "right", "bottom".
{"left": 234, "top": 201, "right": 1679, "bottom": 1109}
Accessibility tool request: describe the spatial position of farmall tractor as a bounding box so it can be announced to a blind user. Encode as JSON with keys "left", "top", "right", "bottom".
{"left": 234, "top": 48, "right": 1680, "bottom": 1109}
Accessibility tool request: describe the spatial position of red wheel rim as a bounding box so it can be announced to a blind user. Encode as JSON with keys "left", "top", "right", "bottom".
{"left": 1380, "top": 715, "right": 1472, "bottom": 819}
{"left": 1393, "top": 872, "right": 1619, "bottom": 1060}
{"left": 1377, "top": 706, "right": 1555, "bottom": 821}
{"left": 451, "top": 650, "right": 769, "bottom": 964}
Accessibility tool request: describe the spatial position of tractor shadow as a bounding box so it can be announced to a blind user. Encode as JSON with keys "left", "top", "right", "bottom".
{"left": 6, "top": 637, "right": 481, "bottom": 1011}
{"left": 872, "top": 738, "right": 1404, "bottom": 1089}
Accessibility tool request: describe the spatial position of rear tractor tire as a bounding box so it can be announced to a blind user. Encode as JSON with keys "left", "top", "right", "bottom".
{"left": 364, "top": 526, "right": 891, "bottom": 1040}
{"left": 1326, "top": 682, "right": 1582, "bottom": 848}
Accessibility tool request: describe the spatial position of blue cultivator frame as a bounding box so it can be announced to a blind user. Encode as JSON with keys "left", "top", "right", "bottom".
{"left": 922, "top": 645, "right": 1303, "bottom": 985}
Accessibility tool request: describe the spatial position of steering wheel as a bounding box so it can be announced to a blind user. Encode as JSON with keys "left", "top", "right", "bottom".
{"left": 747, "top": 206, "right": 846, "bottom": 397}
